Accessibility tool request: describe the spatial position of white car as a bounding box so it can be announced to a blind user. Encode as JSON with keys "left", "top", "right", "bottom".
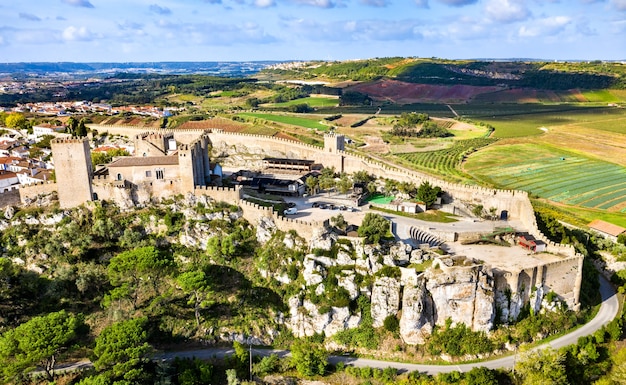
{"left": 284, "top": 207, "right": 298, "bottom": 215}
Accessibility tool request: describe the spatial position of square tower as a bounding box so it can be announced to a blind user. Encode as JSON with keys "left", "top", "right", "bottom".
{"left": 324, "top": 133, "right": 345, "bottom": 153}
{"left": 51, "top": 138, "right": 94, "bottom": 208}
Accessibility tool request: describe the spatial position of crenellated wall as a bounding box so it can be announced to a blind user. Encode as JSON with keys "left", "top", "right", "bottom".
{"left": 238, "top": 199, "right": 329, "bottom": 240}
{"left": 19, "top": 181, "right": 58, "bottom": 204}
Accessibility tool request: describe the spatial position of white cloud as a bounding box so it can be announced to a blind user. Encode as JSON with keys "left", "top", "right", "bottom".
{"left": 518, "top": 15, "right": 571, "bottom": 37}
{"left": 612, "top": 0, "right": 626, "bottom": 10}
{"left": 254, "top": 0, "right": 276, "bottom": 7}
{"left": 290, "top": 0, "right": 338, "bottom": 8}
{"left": 62, "top": 26, "right": 95, "bottom": 41}
{"left": 281, "top": 17, "right": 424, "bottom": 42}
{"left": 485, "top": 0, "right": 531, "bottom": 23}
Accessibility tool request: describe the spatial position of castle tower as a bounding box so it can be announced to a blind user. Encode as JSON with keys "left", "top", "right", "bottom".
{"left": 324, "top": 132, "right": 345, "bottom": 153}
{"left": 51, "top": 138, "right": 94, "bottom": 208}
{"left": 134, "top": 132, "right": 175, "bottom": 156}
{"left": 178, "top": 137, "right": 209, "bottom": 193}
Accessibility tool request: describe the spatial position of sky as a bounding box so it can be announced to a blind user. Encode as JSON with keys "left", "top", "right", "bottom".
{"left": 1, "top": 0, "right": 625, "bottom": 63}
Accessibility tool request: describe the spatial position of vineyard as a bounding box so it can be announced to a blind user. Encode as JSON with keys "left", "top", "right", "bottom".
{"left": 465, "top": 144, "right": 626, "bottom": 212}
{"left": 395, "top": 138, "right": 497, "bottom": 180}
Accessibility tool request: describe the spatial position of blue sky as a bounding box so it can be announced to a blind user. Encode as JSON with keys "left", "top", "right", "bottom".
{"left": 1, "top": 0, "right": 625, "bottom": 62}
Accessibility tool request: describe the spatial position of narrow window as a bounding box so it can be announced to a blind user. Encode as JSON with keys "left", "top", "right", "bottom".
{"left": 156, "top": 169, "right": 164, "bottom": 180}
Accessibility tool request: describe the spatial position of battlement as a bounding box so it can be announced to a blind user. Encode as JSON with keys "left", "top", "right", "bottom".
{"left": 51, "top": 137, "right": 89, "bottom": 144}
{"left": 208, "top": 131, "right": 322, "bottom": 151}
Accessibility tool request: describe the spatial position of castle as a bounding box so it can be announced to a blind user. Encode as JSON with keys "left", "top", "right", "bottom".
{"left": 20, "top": 126, "right": 584, "bottom": 323}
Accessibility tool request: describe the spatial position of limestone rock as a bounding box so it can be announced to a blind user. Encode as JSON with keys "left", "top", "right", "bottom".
{"left": 338, "top": 272, "right": 359, "bottom": 300}
{"left": 371, "top": 276, "right": 401, "bottom": 327}
{"left": 302, "top": 257, "right": 324, "bottom": 286}
{"left": 425, "top": 264, "right": 495, "bottom": 331}
{"left": 256, "top": 216, "right": 276, "bottom": 244}
{"left": 400, "top": 277, "right": 435, "bottom": 344}
{"left": 40, "top": 212, "right": 66, "bottom": 226}
{"left": 4, "top": 206, "right": 15, "bottom": 220}
{"left": 309, "top": 229, "right": 336, "bottom": 251}
{"left": 388, "top": 241, "right": 412, "bottom": 266}
{"left": 336, "top": 250, "right": 354, "bottom": 266}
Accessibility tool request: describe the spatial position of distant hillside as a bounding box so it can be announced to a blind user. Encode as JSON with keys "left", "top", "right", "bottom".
{"left": 262, "top": 58, "right": 626, "bottom": 90}
{"left": 0, "top": 61, "right": 283, "bottom": 78}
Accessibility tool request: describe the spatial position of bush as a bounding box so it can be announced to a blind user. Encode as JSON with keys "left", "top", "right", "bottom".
{"left": 383, "top": 315, "right": 400, "bottom": 335}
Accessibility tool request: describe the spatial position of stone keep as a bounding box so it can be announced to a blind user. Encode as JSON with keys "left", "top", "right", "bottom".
{"left": 51, "top": 138, "right": 93, "bottom": 208}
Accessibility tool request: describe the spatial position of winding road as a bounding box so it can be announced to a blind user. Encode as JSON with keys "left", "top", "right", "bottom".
{"left": 50, "top": 274, "right": 617, "bottom": 377}
{"left": 153, "top": 275, "right": 618, "bottom": 375}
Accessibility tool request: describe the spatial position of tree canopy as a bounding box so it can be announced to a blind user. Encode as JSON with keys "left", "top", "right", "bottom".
{"left": 92, "top": 317, "right": 153, "bottom": 383}
{"left": 0, "top": 310, "right": 83, "bottom": 381}
{"left": 358, "top": 213, "right": 390, "bottom": 244}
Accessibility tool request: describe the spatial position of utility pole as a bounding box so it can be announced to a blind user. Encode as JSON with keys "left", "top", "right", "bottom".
{"left": 249, "top": 339, "right": 252, "bottom": 382}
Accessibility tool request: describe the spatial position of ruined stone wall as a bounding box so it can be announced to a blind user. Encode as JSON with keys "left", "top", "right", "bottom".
{"left": 238, "top": 199, "right": 328, "bottom": 240}
{"left": 19, "top": 182, "right": 58, "bottom": 204}
{"left": 193, "top": 185, "right": 242, "bottom": 205}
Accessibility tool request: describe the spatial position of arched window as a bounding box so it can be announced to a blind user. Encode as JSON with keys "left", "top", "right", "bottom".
{"left": 117, "top": 173, "right": 122, "bottom": 181}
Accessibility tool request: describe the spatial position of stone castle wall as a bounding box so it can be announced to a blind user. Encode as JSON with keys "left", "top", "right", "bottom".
{"left": 19, "top": 181, "right": 58, "bottom": 204}
{"left": 238, "top": 199, "right": 329, "bottom": 240}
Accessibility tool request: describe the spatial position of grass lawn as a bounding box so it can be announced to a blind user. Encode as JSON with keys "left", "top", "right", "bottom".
{"left": 237, "top": 112, "right": 330, "bottom": 131}
{"left": 367, "top": 193, "right": 394, "bottom": 204}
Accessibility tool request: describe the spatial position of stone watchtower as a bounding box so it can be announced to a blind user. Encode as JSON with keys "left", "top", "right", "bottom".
{"left": 51, "top": 137, "right": 93, "bottom": 208}
{"left": 324, "top": 132, "right": 345, "bottom": 153}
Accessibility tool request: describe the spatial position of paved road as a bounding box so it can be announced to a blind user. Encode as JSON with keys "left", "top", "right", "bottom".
{"left": 150, "top": 275, "right": 618, "bottom": 375}
{"left": 49, "top": 265, "right": 618, "bottom": 377}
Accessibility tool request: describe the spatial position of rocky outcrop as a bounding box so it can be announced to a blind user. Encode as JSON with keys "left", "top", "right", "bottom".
{"left": 400, "top": 276, "right": 434, "bottom": 344}
{"left": 425, "top": 262, "right": 495, "bottom": 332}
{"left": 286, "top": 296, "right": 360, "bottom": 338}
{"left": 370, "top": 276, "right": 401, "bottom": 327}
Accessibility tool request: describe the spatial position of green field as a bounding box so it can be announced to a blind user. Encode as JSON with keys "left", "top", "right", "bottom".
{"left": 237, "top": 112, "right": 330, "bottom": 130}
{"left": 395, "top": 138, "right": 497, "bottom": 181}
{"left": 465, "top": 143, "right": 626, "bottom": 212}
{"left": 270, "top": 97, "right": 339, "bottom": 108}
{"left": 581, "top": 90, "right": 622, "bottom": 103}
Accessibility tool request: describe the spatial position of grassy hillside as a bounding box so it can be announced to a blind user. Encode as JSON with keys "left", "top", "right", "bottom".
{"left": 262, "top": 58, "right": 626, "bottom": 90}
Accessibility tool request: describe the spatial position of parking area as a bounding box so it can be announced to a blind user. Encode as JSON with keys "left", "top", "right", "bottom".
{"left": 282, "top": 194, "right": 367, "bottom": 224}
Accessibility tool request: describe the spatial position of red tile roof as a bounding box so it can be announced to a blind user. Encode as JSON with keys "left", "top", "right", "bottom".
{"left": 588, "top": 219, "right": 626, "bottom": 237}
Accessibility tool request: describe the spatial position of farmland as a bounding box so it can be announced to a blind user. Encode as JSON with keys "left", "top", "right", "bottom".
{"left": 464, "top": 143, "right": 626, "bottom": 213}
{"left": 267, "top": 96, "right": 339, "bottom": 108}
{"left": 394, "top": 138, "right": 497, "bottom": 181}
{"left": 236, "top": 112, "right": 330, "bottom": 131}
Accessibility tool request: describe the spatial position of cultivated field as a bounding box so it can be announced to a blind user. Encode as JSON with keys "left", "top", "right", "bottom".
{"left": 236, "top": 112, "right": 330, "bottom": 131}
{"left": 464, "top": 143, "right": 626, "bottom": 213}
{"left": 268, "top": 96, "right": 339, "bottom": 108}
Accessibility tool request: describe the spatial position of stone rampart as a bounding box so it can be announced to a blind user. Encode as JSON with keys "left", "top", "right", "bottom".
{"left": 238, "top": 199, "right": 328, "bottom": 240}
{"left": 19, "top": 181, "right": 58, "bottom": 204}
{"left": 193, "top": 185, "right": 242, "bottom": 205}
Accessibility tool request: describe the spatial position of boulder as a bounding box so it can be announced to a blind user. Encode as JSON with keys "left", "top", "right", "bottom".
{"left": 400, "top": 277, "right": 435, "bottom": 344}
{"left": 425, "top": 264, "right": 495, "bottom": 331}
{"left": 338, "top": 272, "right": 359, "bottom": 300}
{"left": 256, "top": 216, "right": 276, "bottom": 244}
{"left": 371, "top": 276, "right": 401, "bottom": 327}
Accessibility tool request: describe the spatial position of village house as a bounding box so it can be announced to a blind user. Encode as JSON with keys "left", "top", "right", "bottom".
{"left": 32, "top": 123, "right": 70, "bottom": 139}
{"left": 0, "top": 170, "right": 19, "bottom": 192}
{"left": 588, "top": 219, "right": 626, "bottom": 243}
